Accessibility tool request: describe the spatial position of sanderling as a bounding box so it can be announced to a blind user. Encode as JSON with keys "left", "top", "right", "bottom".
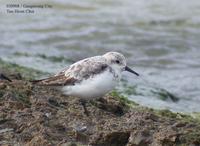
{"left": 32, "top": 52, "right": 139, "bottom": 115}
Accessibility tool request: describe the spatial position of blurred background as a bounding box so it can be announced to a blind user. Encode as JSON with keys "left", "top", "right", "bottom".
{"left": 0, "top": 0, "right": 200, "bottom": 113}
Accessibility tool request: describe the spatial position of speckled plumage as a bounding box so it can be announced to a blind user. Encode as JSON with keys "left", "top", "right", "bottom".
{"left": 32, "top": 52, "right": 139, "bottom": 99}
{"left": 33, "top": 56, "right": 110, "bottom": 86}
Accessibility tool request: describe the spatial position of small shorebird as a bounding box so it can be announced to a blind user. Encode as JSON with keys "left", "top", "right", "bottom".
{"left": 32, "top": 52, "right": 139, "bottom": 115}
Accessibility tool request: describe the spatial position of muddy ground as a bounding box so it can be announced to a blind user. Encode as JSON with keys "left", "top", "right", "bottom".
{"left": 0, "top": 63, "right": 200, "bottom": 146}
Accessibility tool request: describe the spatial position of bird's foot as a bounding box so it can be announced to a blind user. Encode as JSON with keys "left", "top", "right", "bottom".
{"left": 79, "top": 99, "right": 90, "bottom": 116}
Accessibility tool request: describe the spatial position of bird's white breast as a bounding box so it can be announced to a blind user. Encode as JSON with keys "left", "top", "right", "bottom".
{"left": 62, "top": 70, "right": 120, "bottom": 99}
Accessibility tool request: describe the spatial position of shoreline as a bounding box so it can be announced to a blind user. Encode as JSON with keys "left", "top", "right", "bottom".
{"left": 0, "top": 59, "right": 200, "bottom": 146}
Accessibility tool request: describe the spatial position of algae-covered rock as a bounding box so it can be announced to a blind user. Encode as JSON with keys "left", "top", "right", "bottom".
{"left": 1, "top": 60, "right": 200, "bottom": 146}
{"left": 0, "top": 58, "right": 48, "bottom": 80}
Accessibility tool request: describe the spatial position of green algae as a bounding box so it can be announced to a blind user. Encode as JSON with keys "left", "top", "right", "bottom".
{"left": 110, "top": 89, "right": 200, "bottom": 125}
{"left": 192, "top": 113, "right": 200, "bottom": 121}
{"left": 38, "top": 54, "right": 65, "bottom": 62}
{"left": 122, "top": 85, "right": 138, "bottom": 96}
{"left": 151, "top": 88, "right": 179, "bottom": 102}
{"left": 119, "top": 78, "right": 179, "bottom": 102}
{"left": 13, "top": 51, "right": 74, "bottom": 63}
{"left": 154, "top": 109, "right": 200, "bottom": 125}
{"left": 0, "top": 58, "right": 48, "bottom": 79}
{"left": 109, "top": 90, "right": 139, "bottom": 107}
{"left": 13, "top": 52, "right": 30, "bottom": 57}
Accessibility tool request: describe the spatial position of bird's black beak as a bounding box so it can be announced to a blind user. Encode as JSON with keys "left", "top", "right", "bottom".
{"left": 125, "top": 66, "right": 139, "bottom": 76}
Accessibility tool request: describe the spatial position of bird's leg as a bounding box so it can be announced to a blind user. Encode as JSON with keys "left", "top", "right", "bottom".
{"left": 0, "top": 73, "right": 12, "bottom": 82}
{"left": 79, "top": 99, "right": 89, "bottom": 116}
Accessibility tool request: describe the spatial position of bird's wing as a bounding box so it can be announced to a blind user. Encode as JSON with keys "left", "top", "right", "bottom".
{"left": 31, "top": 73, "right": 77, "bottom": 86}
{"left": 32, "top": 57, "right": 109, "bottom": 86}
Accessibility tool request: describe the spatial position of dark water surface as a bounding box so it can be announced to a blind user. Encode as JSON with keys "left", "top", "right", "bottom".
{"left": 1, "top": 0, "right": 200, "bottom": 112}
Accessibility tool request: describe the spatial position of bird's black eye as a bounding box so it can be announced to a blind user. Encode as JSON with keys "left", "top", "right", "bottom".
{"left": 116, "top": 60, "right": 120, "bottom": 64}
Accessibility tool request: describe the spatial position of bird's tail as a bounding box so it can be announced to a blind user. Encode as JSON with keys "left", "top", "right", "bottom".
{"left": 30, "top": 76, "right": 60, "bottom": 86}
{"left": 30, "top": 78, "right": 46, "bottom": 85}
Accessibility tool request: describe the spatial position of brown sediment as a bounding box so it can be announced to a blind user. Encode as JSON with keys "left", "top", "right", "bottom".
{"left": 0, "top": 72, "right": 200, "bottom": 146}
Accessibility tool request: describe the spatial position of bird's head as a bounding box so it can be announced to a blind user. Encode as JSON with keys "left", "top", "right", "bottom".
{"left": 103, "top": 52, "right": 139, "bottom": 76}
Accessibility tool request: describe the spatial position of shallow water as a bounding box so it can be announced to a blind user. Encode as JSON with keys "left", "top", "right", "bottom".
{"left": 1, "top": 0, "right": 200, "bottom": 112}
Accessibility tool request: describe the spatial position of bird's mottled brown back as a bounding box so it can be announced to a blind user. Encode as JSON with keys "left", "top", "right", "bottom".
{"left": 32, "top": 56, "right": 109, "bottom": 86}
{"left": 31, "top": 73, "right": 77, "bottom": 86}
